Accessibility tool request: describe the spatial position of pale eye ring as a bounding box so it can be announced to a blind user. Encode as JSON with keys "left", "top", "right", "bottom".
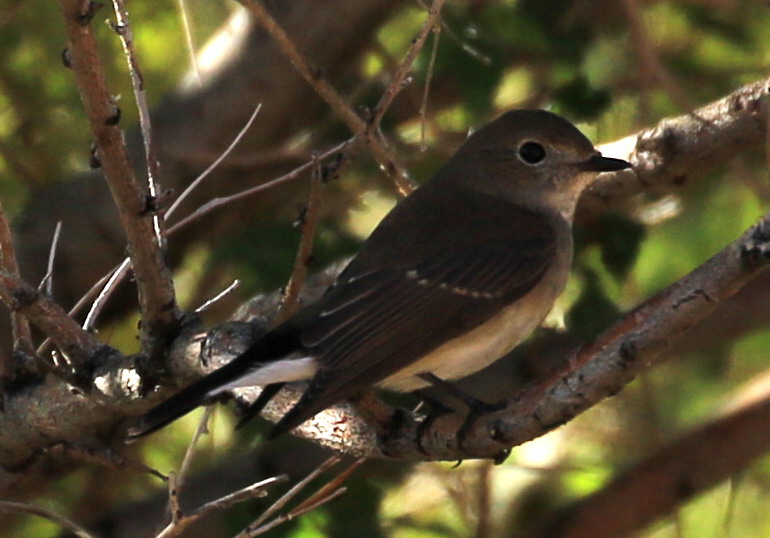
{"left": 517, "top": 141, "right": 547, "bottom": 165}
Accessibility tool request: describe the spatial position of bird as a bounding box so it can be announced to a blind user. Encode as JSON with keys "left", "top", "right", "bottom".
{"left": 128, "top": 109, "right": 631, "bottom": 440}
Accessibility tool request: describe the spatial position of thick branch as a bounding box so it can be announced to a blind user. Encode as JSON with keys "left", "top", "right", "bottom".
{"left": 59, "top": 0, "right": 181, "bottom": 358}
{"left": 588, "top": 75, "right": 769, "bottom": 210}
{"left": 0, "top": 269, "right": 105, "bottom": 372}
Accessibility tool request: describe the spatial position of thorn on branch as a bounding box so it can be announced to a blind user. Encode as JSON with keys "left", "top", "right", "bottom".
{"left": 11, "top": 284, "right": 38, "bottom": 311}
{"left": 293, "top": 205, "right": 308, "bottom": 228}
{"left": 104, "top": 105, "right": 121, "bottom": 126}
{"left": 0, "top": 346, "right": 44, "bottom": 398}
{"left": 320, "top": 152, "right": 345, "bottom": 183}
{"left": 741, "top": 219, "right": 770, "bottom": 265}
{"left": 140, "top": 190, "right": 174, "bottom": 216}
{"left": 618, "top": 339, "right": 637, "bottom": 366}
{"left": 61, "top": 48, "right": 73, "bottom": 69}
{"left": 88, "top": 141, "right": 101, "bottom": 169}
{"left": 76, "top": 0, "right": 103, "bottom": 26}
{"left": 308, "top": 65, "right": 323, "bottom": 81}
{"left": 108, "top": 20, "right": 128, "bottom": 35}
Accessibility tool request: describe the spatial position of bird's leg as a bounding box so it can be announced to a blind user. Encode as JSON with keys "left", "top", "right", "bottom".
{"left": 417, "top": 373, "right": 507, "bottom": 453}
{"left": 235, "top": 382, "right": 285, "bottom": 430}
{"left": 413, "top": 389, "right": 456, "bottom": 454}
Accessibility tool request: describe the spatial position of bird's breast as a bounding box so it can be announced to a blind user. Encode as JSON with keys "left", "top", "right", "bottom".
{"left": 378, "top": 248, "right": 572, "bottom": 392}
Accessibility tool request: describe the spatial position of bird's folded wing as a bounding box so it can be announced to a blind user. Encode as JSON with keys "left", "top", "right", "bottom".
{"left": 273, "top": 223, "right": 556, "bottom": 433}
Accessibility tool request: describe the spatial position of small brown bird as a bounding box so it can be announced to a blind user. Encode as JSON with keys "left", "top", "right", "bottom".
{"left": 128, "top": 109, "right": 631, "bottom": 439}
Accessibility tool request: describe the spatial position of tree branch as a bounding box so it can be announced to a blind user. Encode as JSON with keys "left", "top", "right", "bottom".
{"left": 240, "top": 0, "right": 447, "bottom": 195}
{"left": 588, "top": 75, "right": 769, "bottom": 211}
{"left": 0, "top": 268, "right": 106, "bottom": 376}
{"left": 59, "top": 0, "right": 181, "bottom": 360}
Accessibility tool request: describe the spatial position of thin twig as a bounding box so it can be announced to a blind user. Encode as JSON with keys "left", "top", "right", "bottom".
{"left": 155, "top": 407, "right": 214, "bottom": 538}
{"left": 239, "top": 0, "right": 416, "bottom": 194}
{"left": 0, "top": 500, "right": 97, "bottom": 538}
{"left": 82, "top": 257, "right": 131, "bottom": 332}
{"left": 241, "top": 455, "right": 341, "bottom": 532}
{"left": 419, "top": 22, "right": 441, "bottom": 151}
{"left": 273, "top": 160, "right": 325, "bottom": 326}
{"left": 111, "top": 0, "right": 162, "bottom": 218}
{"left": 166, "top": 104, "right": 262, "bottom": 221}
{"left": 60, "top": 0, "right": 181, "bottom": 358}
{"left": 290, "top": 458, "right": 364, "bottom": 515}
{"left": 247, "top": 459, "right": 364, "bottom": 536}
{"left": 195, "top": 279, "right": 241, "bottom": 314}
{"left": 74, "top": 102, "right": 261, "bottom": 330}
{"left": 247, "top": 487, "right": 347, "bottom": 537}
{"left": 177, "top": 405, "right": 214, "bottom": 488}
{"left": 156, "top": 475, "right": 287, "bottom": 538}
{"left": 166, "top": 471, "right": 183, "bottom": 529}
{"left": 166, "top": 138, "right": 351, "bottom": 236}
{"left": 369, "top": 0, "right": 446, "bottom": 126}
{"left": 413, "top": 0, "right": 491, "bottom": 65}
{"left": 38, "top": 220, "right": 62, "bottom": 297}
{"left": 189, "top": 476, "right": 286, "bottom": 519}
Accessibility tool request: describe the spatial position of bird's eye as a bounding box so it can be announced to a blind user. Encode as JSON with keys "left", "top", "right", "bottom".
{"left": 517, "top": 141, "right": 546, "bottom": 165}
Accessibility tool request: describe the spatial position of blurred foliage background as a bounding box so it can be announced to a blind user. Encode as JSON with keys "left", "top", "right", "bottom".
{"left": 1, "top": 0, "right": 770, "bottom": 536}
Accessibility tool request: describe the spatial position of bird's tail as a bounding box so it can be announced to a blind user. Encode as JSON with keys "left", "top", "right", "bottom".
{"left": 126, "top": 326, "right": 300, "bottom": 440}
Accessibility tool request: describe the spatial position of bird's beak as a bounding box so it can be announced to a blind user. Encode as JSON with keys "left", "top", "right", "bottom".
{"left": 577, "top": 153, "right": 632, "bottom": 172}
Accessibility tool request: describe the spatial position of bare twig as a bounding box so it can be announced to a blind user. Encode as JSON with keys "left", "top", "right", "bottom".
{"left": 74, "top": 103, "right": 261, "bottom": 330}
{"left": 247, "top": 487, "right": 348, "bottom": 537}
{"left": 241, "top": 455, "right": 341, "bottom": 532}
{"left": 239, "top": 0, "right": 417, "bottom": 194}
{"left": 111, "top": 0, "right": 162, "bottom": 220}
{"left": 290, "top": 458, "right": 364, "bottom": 515}
{"left": 195, "top": 280, "right": 241, "bottom": 314}
{"left": 369, "top": 0, "right": 446, "bottom": 126}
{"left": 82, "top": 258, "right": 132, "bottom": 332}
{"left": 60, "top": 0, "right": 181, "bottom": 358}
{"left": 245, "top": 459, "right": 363, "bottom": 536}
{"left": 166, "top": 138, "right": 352, "bottom": 236}
{"left": 419, "top": 22, "right": 441, "bottom": 150}
{"left": 38, "top": 220, "right": 62, "bottom": 297}
{"left": 192, "top": 476, "right": 287, "bottom": 518}
{"left": 177, "top": 405, "right": 214, "bottom": 487}
{"left": 166, "top": 104, "right": 262, "bottom": 221}
{"left": 273, "top": 161, "right": 325, "bottom": 326}
{"left": 45, "top": 441, "right": 167, "bottom": 481}
{"left": 0, "top": 500, "right": 97, "bottom": 538}
{"left": 157, "top": 474, "right": 288, "bottom": 538}
{"left": 165, "top": 471, "right": 183, "bottom": 530}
